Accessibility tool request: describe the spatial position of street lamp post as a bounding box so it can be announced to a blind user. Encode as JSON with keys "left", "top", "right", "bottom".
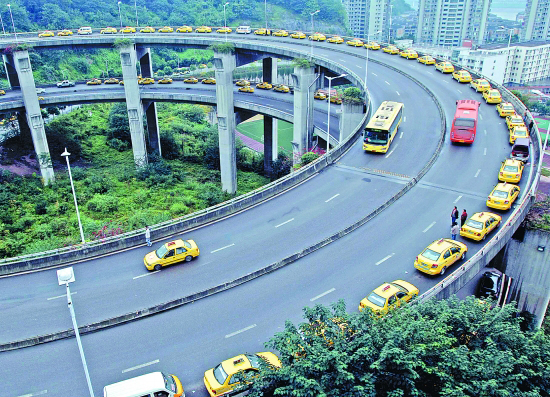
{"left": 57, "top": 267, "right": 95, "bottom": 397}
{"left": 264, "top": 0, "right": 268, "bottom": 31}
{"left": 325, "top": 73, "right": 347, "bottom": 156}
{"left": 134, "top": 0, "right": 139, "bottom": 28}
{"left": 388, "top": 5, "right": 393, "bottom": 44}
{"left": 117, "top": 1, "right": 123, "bottom": 30}
{"left": 61, "top": 148, "right": 85, "bottom": 245}
{"left": 365, "top": 30, "right": 382, "bottom": 93}
{"left": 223, "top": 2, "right": 229, "bottom": 42}
{"left": 6, "top": 4, "right": 16, "bottom": 42}
{"left": 310, "top": 10, "right": 320, "bottom": 56}
{"left": 0, "top": 12, "right": 6, "bottom": 36}
{"left": 500, "top": 26, "right": 514, "bottom": 83}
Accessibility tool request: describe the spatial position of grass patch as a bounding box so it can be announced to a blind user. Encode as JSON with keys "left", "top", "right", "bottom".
{"left": 541, "top": 167, "right": 550, "bottom": 177}
{"left": 236, "top": 118, "right": 293, "bottom": 154}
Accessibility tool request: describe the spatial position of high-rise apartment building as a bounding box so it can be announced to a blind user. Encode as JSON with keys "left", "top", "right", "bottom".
{"left": 522, "top": 0, "right": 550, "bottom": 41}
{"left": 342, "top": 0, "right": 390, "bottom": 41}
{"left": 416, "top": 0, "right": 491, "bottom": 47}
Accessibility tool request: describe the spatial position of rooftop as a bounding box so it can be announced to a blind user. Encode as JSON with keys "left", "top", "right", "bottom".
{"left": 479, "top": 40, "right": 550, "bottom": 50}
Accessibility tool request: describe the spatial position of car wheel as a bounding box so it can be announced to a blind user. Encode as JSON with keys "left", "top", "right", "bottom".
{"left": 154, "top": 264, "right": 161, "bottom": 271}
{"left": 440, "top": 266, "right": 447, "bottom": 275}
{"left": 185, "top": 255, "right": 193, "bottom": 262}
{"left": 461, "top": 252, "right": 466, "bottom": 260}
{"left": 482, "top": 233, "right": 486, "bottom": 241}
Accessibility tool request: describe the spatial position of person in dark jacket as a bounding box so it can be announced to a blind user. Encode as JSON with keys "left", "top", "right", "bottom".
{"left": 451, "top": 206, "right": 459, "bottom": 225}
{"left": 461, "top": 209, "right": 468, "bottom": 227}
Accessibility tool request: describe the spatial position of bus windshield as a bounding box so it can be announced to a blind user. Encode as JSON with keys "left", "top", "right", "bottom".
{"left": 364, "top": 129, "right": 389, "bottom": 144}
{"left": 454, "top": 118, "right": 475, "bottom": 128}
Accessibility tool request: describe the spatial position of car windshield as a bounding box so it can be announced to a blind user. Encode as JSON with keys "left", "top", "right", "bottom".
{"left": 367, "top": 292, "right": 386, "bottom": 307}
{"left": 365, "top": 129, "right": 388, "bottom": 144}
{"left": 466, "top": 219, "right": 483, "bottom": 230}
{"left": 454, "top": 118, "right": 475, "bottom": 127}
{"left": 503, "top": 165, "right": 518, "bottom": 172}
{"left": 245, "top": 354, "right": 261, "bottom": 369}
{"left": 479, "top": 81, "right": 488, "bottom": 86}
{"left": 163, "top": 373, "right": 177, "bottom": 393}
{"left": 422, "top": 248, "right": 441, "bottom": 261}
{"left": 156, "top": 245, "right": 168, "bottom": 258}
{"left": 514, "top": 130, "right": 527, "bottom": 136}
{"left": 492, "top": 190, "right": 508, "bottom": 198}
{"left": 213, "top": 363, "right": 228, "bottom": 385}
{"left": 183, "top": 240, "right": 191, "bottom": 249}
{"left": 481, "top": 276, "right": 497, "bottom": 289}
{"left": 503, "top": 105, "right": 513, "bottom": 110}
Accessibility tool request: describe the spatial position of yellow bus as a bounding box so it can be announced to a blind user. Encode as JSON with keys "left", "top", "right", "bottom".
{"left": 363, "top": 101, "right": 404, "bottom": 153}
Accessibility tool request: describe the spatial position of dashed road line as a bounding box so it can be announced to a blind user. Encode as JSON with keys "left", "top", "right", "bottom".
{"left": 47, "top": 292, "right": 76, "bottom": 301}
{"left": 339, "top": 58, "right": 347, "bottom": 63}
{"left": 375, "top": 253, "right": 395, "bottom": 266}
{"left": 479, "top": 114, "right": 483, "bottom": 120}
{"left": 484, "top": 129, "right": 487, "bottom": 135}
{"left": 443, "top": 80, "right": 449, "bottom": 84}
{"left": 385, "top": 143, "right": 398, "bottom": 158}
{"left": 310, "top": 288, "right": 336, "bottom": 301}
{"left": 372, "top": 72, "right": 378, "bottom": 76}
{"left": 474, "top": 169, "right": 481, "bottom": 178}
{"left": 400, "top": 130, "right": 404, "bottom": 139}
{"left": 484, "top": 148, "right": 487, "bottom": 155}
{"left": 211, "top": 243, "right": 235, "bottom": 253}
{"left": 396, "top": 91, "right": 400, "bottom": 96}
{"left": 356, "top": 64, "right": 363, "bottom": 68}
{"left": 122, "top": 359, "right": 159, "bottom": 373}
{"left": 17, "top": 391, "right": 48, "bottom": 397}
{"left": 423, "top": 222, "right": 436, "bottom": 233}
{"left": 385, "top": 80, "right": 390, "bottom": 85}
{"left": 225, "top": 324, "right": 257, "bottom": 338}
{"left": 404, "top": 116, "right": 407, "bottom": 122}
{"left": 275, "top": 218, "right": 295, "bottom": 228}
{"left": 454, "top": 195, "right": 463, "bottom": 203}
{"left": 457, "top": 89, "right": 462, "bottom": 93}
{"left": 133, "top": 271, "right": 159, "bottom": 280}
{"left": 325, "top": 194, "right": 340, "bottom": 203}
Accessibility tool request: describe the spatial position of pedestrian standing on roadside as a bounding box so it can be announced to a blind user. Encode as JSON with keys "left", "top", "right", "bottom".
{"left": 451, "top": 222, "right": 459, "bottom": 240}
{"left": 461, "top": 209, "right": 468, "bottom": 227}
{"left": 145, "top": 226, "right": 152, "bottom": 247}
{"left": 451, "top": 206, "right": 459, "bottom": 225}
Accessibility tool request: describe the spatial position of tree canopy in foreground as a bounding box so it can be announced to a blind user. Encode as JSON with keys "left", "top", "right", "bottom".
{"left": 249, "top": 297, "right": 550, "bottom": 397}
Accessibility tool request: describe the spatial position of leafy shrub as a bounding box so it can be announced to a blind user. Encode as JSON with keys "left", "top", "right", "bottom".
{"left": 70, "top": 166, "right": 87, "bottom": 181}
{"left": 207, "top": 42, "right": 235, "bottom": 54}
{"left": 271, "top": 152, "right": 292, "bottom": 179}
{"left": 107, "top": 138, "right": 130, "bottom": 152}
{"left": 292, "top": 58, "right": 312, "bottom": 69}
{"left": 342, "top": 87, "right": 363, "bottom": 104}
{"left": 35, "top": 199, "right": 48, "bottom": 215}
{"left": 169, "top": 202, "right": 189, "bottom": 216}
{"left": 301, "top": 151, "right": 320, "bottom": 165}
{"left": 199, "top": 183, "right": 228, "bottom": 206}
{"left": 87, "top": 194, "right": 119, "bottom": 214}
{"left": 159, "top": 131, "right": 180, "bottom": 160}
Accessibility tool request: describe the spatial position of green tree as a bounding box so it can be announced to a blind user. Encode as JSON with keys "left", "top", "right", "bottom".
{"left": 250, "top": 297, "right": 550, "bottom": 397}
{"left": 107, "top": 103, "right": 131, "bottom": 144}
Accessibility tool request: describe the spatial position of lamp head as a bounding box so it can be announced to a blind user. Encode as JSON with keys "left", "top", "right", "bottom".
{"left": 311, "top": 9, "right": 320, "bottom": 15}
{"left": 61, "top": 147, "right": 70, "bottom": 157}
{"left": 225, "top": 2, "right": 229, "bottom": 5}
{"left": 57, "top": 267, "right": 75, "bottom": 285}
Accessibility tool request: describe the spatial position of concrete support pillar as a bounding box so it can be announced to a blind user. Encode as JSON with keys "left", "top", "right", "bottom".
{"left": 272, "top": 119, "right": 278, "bottom": 160}
{"left": 263, "top": 116, "right": 273, "bottom": 176}
{"left": 263, "top": 57, "right": 278, "bottom": 84}
{"left": 136, "top": 46, "right": 153, "bottom": 78}
{"left": 317, "top": 69, "right": 325, "bottom": 91}
{"left": 119, "top": 44, "right": 148, "bottom": 167}
{"left": 13, "top": 50, "right": 54, "bottom": 184}
{"left": 291, "top": 66, "right": 316, "bottom": 165}
{"left": 213, "top": 51, "right": 237, "bottom": 194}
{"left": 339, "top": 102, "right": 365, "bottom": 142}
{"left": 2, "top": 53, "right": 20, "bottom": 88}
{"left": 143, "top": 101, "right": 161, "bottom": 156}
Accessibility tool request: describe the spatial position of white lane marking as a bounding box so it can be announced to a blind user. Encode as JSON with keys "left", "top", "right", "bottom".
{"left": 396, "top": 91, "right": 400, "bottom": 96}
{"left": 385, "top": 143, "right": 398, "bottom": 158}
{"left": 444, "top": 80, "right": 449, "bottom": 84}
{"left": 122, "top": 359, "right": 159, "bottom": 373}
{"left": 428, "top": 71, "right": 433, "bottom": 75}
{"left": 457, "top": 89, "right": 462, "bottom": 94}
{"left": 356, "top": 64, "right": 363, "bottom": 68}
{"left": 479, "top": 114, "right": 483, "bottom": 120}
{"left": 399, "top": 130, "right": 404, "bottom": 139}
{"left": 310, "top": 288, "right": 336, "bottom": 301}
{"left": 474, "top": 169, "right": 481, "bottom": 178}
{"left": 385, "top": 80, "right": 390, "bottom": 85}
{"left": 322, "top": 121, "right": 327, "bottom": 125}
{"left": 47, "top": 292, "right": 76, "bottom": 301}
{"left": 211, "top": 243, "right": 235, "bottom": 253}
{"left": 17, "top": 392, "right": 47, "bottom": 397}
{"left": 404, "top": 116, "right": 407, "bottom": 122}
{"left": 454, "top": 195, "right": 463, "bottom": 203}
{"left": 339, "top": 58, "right": 347, "bottom": 63}
{"left": 423, "top": 222, "right": 436, "bottom": 233}
{"left": 375, "top": 253, "right": 395, "bottom": 266}
{"left": 275, "top": 218, "right": 295, "bottom": 228}
{"left": 484, "top": 148, "right": 487, "bottom": 155}
{"left": 484, "top": 129, "right": 487, "bottom": 135}
{"left": 325, "top": 194, "right": 340, "bottom": 203}
{"left": 225, "top": 324, "right": 257, "bottom": 338}
{"left": 372, "top": 72, "right": 378, "bottom": 76}
{"left": 133, "top": 271, "right": 159, "bottom": 280}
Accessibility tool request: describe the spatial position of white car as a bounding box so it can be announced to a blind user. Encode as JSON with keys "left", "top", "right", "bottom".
{"left": 56, "top": 80, "right": 75, "bottom": 88}
{"left": 77, "top": 26, "right": 92, "bottom": 35}
{"left": 36, "top": 87, "right": 46, "bottom": 94}
{"left": 236, "top": 26, "right": 251, "bottom": 34}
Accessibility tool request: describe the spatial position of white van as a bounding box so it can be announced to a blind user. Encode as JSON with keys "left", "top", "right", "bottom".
{"left": 236, "top": 26, "right": 251, "bottom": 34}
{"left": 104, "top": 372, "right": 185, "bottom": 397}
{"left": 78, "top": 26, "right": 92, "bottom": 35}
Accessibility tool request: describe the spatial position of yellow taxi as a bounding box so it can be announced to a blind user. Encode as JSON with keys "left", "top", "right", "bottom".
{"left": 156, "top": 26, "right": 173, "bottom": 33}
{"left": 138, "top": 77, "right": 155, "bottom": 84}
{"left": 158, "top": 77, "right": 173, "bottom": 84}
{"left": 254, "top": 28, "right": 271, "bottom": 35}
{"left": 100, "top": 27, "right": 118, "bottom": 34}
{"left": 104, "top": 77, "right": 119, "bottom": 84}
{"left": 470, "top": 78, "right": 491, "bottom": 92}
{"left": 414, "top": 238, "right": 468, "bottom": 276}
{"left": 328, "top": 95, "right": 342, "bottom": 104}
{"left": 487, "top": 182, "right": 520, "bottom": 210}
{"left": 238, "top": 85, "right": 254, "bottom": 93}
{"left": 216, "top": 27, "right": 232, "bottom": 33}
{"left": 37, "top": 96, "right": 45, "bottom": 101}
{"left": 86, "top": 78, "right": 102, "bottom": 85}
{"left": 346, "top": 38, "right": 364, "bottom": 47}
{"left": 435, "top": 61, "right": 455, "bottom": 73}
{"left": 256, "top": 82, "right": 272, "bottom": 90}
{"left": 483, "top": 89, "right": 502, "bottom": 104}
{"left": 58, "top": 29, "right": 73, "bottom": 36}
{"left": 290, "top": 31, "right": 306, "bottom": 39}
{"left": 195, "top": 26, "right": 212, "bottom": 33}
{"left": 506, "top": 114, "right": 525, "bottom": 131}
{"left": 121, "top": 26, "right": 136, "bottom": 33}
{"left": 358, "top": 280, "right": 419, "bottom": 315}
{"left": 140, "top": 26, "right": 155, "bottom": 33}
{"left": 496, "top": 102, "right": 515, "bottom": 117}
{"left": 314, "top": 91, "right": 327, "bottom": 100}
{"left": 202, "top": 78, "right": 216, "bottom": 84}
{"left": 452, "top": 70, "right": 472, "bottom": 83}
{"left": 308, "top": 32, "right": 326, "bottom": 41}
{"left": 460, "top": 212, "right": 502, "bottom": 241}
{"left": 509, "top": 125, "right": 529, "bottom": 144}
{"left": 327, "top": 35, "right": 344, "bottom": 44}
{"left": 204, "top": 352, "right": 281, "bottom": 397}
{"left": 38, "top": 30, "right": 55, "bottom": 37}
{"left": 273, "top": 84, "right": 290, "bottom": 93}
{"left": 198, "top": 63, "right": 207, "bottom": 69}
{"left": 364, "top": 41, "right": 380, "bottom": 50}
{"left": 383, "top": 45, "right": 399, "bottom": 54}
{"left": 144, "top": 239, "right": 199, "bottom": 271}
{"left": 235, "top": 79, "right": 250, "bottom": 86}
{"left": 400, "top": 49, "right": 418, "bottom": 59}
{"left": 417, "top": 55, "right": 436, "bottom": 65}
{"left": 119, "top": 80, "right": 125, "bottom": 85}
{"left": 499, "top": 159, "right": 524, "bottom": 183}
{"left": 0, "top": 90, "right": 5, "bottom": 95}
{"left": 176, "top": 25, "right": 192, "bottom": 33}
{"left": 184, "top": 77, "right": 199, "bottom": 83}
{"left": 272, "top": 29, "right": 288, "bottom": 37}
